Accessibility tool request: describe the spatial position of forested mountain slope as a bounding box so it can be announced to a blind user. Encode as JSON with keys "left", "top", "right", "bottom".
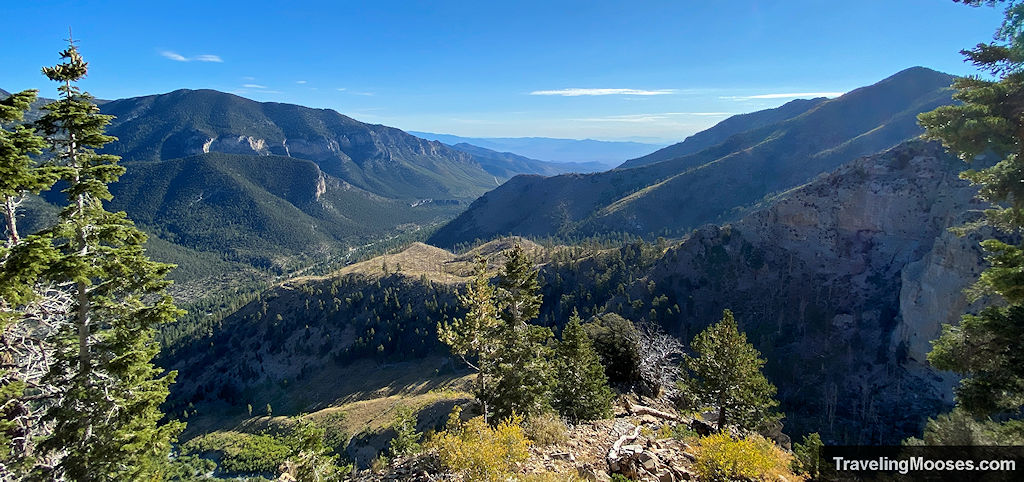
{"left": 98, "top": 89, "right": 499, "bottom": 200}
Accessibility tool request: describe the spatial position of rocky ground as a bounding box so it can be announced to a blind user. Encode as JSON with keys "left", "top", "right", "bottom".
{"left": 350, "top": 395, "right": 728, "bottom": 482}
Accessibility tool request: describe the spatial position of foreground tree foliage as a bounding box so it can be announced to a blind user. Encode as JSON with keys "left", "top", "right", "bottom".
{"left": 439, "top": 246, "right": 557, "bottom": 423}
{"left": 437, "top": 256, "right": 503, "bottom": 421}
{"left": 582, "top": 313, "right": 642, "bottom": 386}
{"left": 26, "top": 39, "right": 184, "bottom": 480}
{"left": 487, "top": 245, "right": 554, "bottom": 420}
{"left": 0, "top": 87, "right": 61, "bottom": 479}
{"left": 553, "top": 309, "right": 613, "bottom": 422}
{"left": 678, "top": 309, "right": 780, "bottom": 432}
{"left": 918, "top": 0, "right": 1024, "bottom": 439}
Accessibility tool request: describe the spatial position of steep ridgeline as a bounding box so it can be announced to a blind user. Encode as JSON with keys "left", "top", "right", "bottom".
{"left": 98, "top": 89, "right": 496, "bottom": 200}
{"left": 618, "top": 97, "right": 828, "bottom": 168}
{"left": 429, "top": 67, "right": 955, "bottom": 247}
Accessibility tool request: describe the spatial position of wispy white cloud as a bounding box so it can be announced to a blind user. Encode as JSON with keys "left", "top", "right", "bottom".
{"left": 243, "top": 84, "right": 267, "bottom": 89}
{"left": 161, "top": 51, "right": 223, "bottom": 62}
{"left": 231, "top": 89, "right": 283, "bottom": 95}
{"left": 530, "top": 88, "right": 675, "bottom": 97}
{"left": 296, "top": 80, "right": 307, "bottom": 84}
{"left": 243, "top": 76, "right": 257, "bottom": 81}
{"left": 336, "top": 88, "right": 374, "bottom": 96}
{"left": 573, "top": 112, "right": 735, "bottom": 123}
{"left": 160, "top": 51, "right": 188, "bottom": 62}
{"left": 723, "top": 91, "right": 845, "bottom": 101}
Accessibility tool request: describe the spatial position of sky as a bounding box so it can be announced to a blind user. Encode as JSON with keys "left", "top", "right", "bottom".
{"left": 0, "top": 0, "right": 1007, "bottom": 143}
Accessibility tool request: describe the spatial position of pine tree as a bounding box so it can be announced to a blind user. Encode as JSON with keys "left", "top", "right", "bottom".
{"left": 0, "top": 87, "right": 63, "bottom": 478}
{"left": 438, "top": 256, "right": 503, "bottom": 421}
{"left": 917, "top": 0, "right": 1024, "bottom": 431}
{"left": 678, "top": 309, "right": 780, "bottom": 432}
{"left": 553, "top": 309, "right": 613, "bottom": 422}
{"left": 33, "top": 38, "right": 184, "bottom": 480}
{"left": 496, "top": 244, "right": 542, "bottom": 327}
{"left": 487, "top": 244, "right": 553, "bottom": 420}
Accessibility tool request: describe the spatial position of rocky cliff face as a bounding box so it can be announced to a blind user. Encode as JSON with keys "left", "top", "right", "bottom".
{"left": 97, "top": 89, "right": 496, "bottom": 200}
{"left": 629, "top": 141, "right": 985, "bottom": 443}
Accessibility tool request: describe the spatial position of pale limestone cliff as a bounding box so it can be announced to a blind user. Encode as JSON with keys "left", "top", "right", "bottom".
{"left": 640, "top": 140, "right": 986, "bottom": 443}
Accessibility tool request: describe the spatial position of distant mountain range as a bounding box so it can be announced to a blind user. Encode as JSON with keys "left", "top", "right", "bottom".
{"left": 409, "top": 131, "right": 665, "bottom": 166}
{"left": 7, "top": 87, "right": 600, "bottom": 286}
{"left": 428, "top": 67, "right": 956, "bottom": 247}
{"left": 443, "top": 142, "right": 608, "bottom": 177}
{"left": 99, "top": 89, "right": 497, "bottom": 200}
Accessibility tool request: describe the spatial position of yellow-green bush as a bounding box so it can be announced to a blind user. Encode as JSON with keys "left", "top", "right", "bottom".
{"left": 691, "top": 432, "right": 799, "bottom": 481}
{"left": 425, "top": 407, "right": 531, "bottom": 482}
{"left": 524, "top": 411, "right": 568, "bottom": 446}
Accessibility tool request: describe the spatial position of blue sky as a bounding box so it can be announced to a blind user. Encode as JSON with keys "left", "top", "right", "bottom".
{"left": 0, "top": 0, "right": 1006, "bottom": 143}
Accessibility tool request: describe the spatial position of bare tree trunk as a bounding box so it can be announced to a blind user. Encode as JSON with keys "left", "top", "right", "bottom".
{"left": 65, "top": 79, "right": 90, "bottom": 379}
{"left": 717, "top": 395, "right": 727, "bottom": 432}
{"left": 3, "top": 194, "right": 20, "bottom": 246}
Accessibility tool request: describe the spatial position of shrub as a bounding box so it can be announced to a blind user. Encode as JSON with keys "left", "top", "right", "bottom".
{"left": 691, "top": 433, "right": 797, "bottom": 482}
{"left": 583, "top": 313, "right": 642, "bottom": 385}
{"left": 388, "top": 405, "right": 423, "bottom": 457}
{"left": 181, "top": 431, "right": 292, "bottom": 474}
{"left": 370, "top": 454, "right": 390, "bottom": 474}
{"left": 792, "top": 432, "right": 823, "bottom": 478}
{"left": 425, "top": 406, "right": 531, "bottom": 481}
{"left": 524, "top": 411, "right": 568, "bottom": 446}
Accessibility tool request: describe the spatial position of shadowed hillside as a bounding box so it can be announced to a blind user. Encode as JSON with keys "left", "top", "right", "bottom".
{"left": 429, "top": 67, "right": 956, "bottom": 248}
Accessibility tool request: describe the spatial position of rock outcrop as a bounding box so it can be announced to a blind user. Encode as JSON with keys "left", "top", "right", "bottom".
{"left": 633, "top": 140, "right": 986, "bottom": 443}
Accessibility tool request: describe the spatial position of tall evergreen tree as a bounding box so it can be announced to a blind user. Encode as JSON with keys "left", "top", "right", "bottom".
{"left": 553, "top": 309, "right": 613, "bottom": 422}
{"left": 917, "top": 0, "right": 1024, "bottom": 434}
{"left": 438, "top": 256, "right": 503, "bottom": 422}
{"left": 678, "top": 309, "right": 780, "bottom": 432}
{"left": 33, "top": 39, "right": 184, "bottom": 480}
{"left": 496, "top": 244, "right": 542, "bottom": 327}
{"left": 487, "top": 244, "right": 553, "bottom": 420}
{"left": 0, "top": 88, "right": 62, "bottom": 479}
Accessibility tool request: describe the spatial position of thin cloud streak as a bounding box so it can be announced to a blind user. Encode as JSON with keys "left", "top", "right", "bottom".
{"left": 243, "top": 84, "right": 267, "bottom": 89}
{"left": 194, "top": 54, "right": 223, "bottom": 63}
{"left": 572, "top": 112, "right": 735, "bottom": 123}
{"left": 530, "top": 88, "right": 676, "bottom": 96}
{"left": 723, "top": 91, "right": 845, "bottom": 100}
{"left": 160, "top": 51, "right": 223, "bottom": 62}
{"left": 160, "top": 51, "right": 188, "bottom": 62}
